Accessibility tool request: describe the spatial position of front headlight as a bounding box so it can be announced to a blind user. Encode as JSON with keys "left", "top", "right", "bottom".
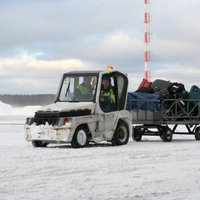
{"left": 25, "top": 118, "right": 32, "bottom": 125}
{"left": 57, "top": 117, "right": 71, "bottom": 126}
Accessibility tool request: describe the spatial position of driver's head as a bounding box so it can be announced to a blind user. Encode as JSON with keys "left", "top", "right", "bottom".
{"left": 83, "top": 76, "right": 91, "bottom": 85}
{"left": 102, "top": 76, "right": 111, "bottom": 90}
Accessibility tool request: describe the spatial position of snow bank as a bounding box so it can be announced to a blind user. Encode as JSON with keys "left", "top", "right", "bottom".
{"left": 0, "top": 101, "right": 40, "bottom": 117}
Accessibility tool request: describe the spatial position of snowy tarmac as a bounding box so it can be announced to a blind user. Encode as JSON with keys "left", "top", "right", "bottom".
{"left": 0, "top": 105, "right": 200, "bottom": 200}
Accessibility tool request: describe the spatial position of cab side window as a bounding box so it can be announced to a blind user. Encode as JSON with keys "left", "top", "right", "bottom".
{"left": 99, "top": 75, "right": 117, "bottom": 112}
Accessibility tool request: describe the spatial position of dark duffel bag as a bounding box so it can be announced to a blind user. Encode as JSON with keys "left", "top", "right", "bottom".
{"left": 167, "top": 82, "right": 188, "bottom": 100}
{"left": 167, "top": 82, "right": 185, "bottom": 94}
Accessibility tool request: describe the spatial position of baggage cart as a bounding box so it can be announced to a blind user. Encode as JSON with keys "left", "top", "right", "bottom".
{"left": 127, "top": 98, "right": 200, "bottom": 142}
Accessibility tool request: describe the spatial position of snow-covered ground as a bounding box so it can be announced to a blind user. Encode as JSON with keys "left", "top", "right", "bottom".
{"left": 0, "top": 101, "right": 200, "bottom": 200}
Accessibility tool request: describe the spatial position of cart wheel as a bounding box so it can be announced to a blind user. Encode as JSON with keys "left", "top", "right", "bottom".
{"left": 195, "top": 127, "right": 200, "bottom": 140}
{"left": 161, "top": 126, "right": 173, "bottom": 142}
{"left": 132, "top": 127, "right": 142, "bottom": 142}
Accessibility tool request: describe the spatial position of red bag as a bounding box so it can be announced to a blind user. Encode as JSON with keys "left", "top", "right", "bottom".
{"left": 138, "top": 79, "right": 151, "bottom": 90}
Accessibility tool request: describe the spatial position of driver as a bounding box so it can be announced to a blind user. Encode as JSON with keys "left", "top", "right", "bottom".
{"left": 75, "top": 76, "right": 93, "bottom": 100}
{"left": 100, "top": 75, "right": 116, "bottom": 109}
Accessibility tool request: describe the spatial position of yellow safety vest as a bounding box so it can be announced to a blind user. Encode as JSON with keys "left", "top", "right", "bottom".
{"left": 100, "top": 88, "right": 116, "bottom": 103}
{"left": 76, "top": 84, "right": 89, "bottom": 95}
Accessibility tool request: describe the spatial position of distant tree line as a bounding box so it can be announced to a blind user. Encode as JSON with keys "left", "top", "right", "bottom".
{"left": 0, "top": 94, "right": 55, "bottom": 107}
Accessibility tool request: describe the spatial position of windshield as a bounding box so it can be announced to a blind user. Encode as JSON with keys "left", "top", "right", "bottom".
{"left": 59, "top": 75, "right": 97, "bottom": 102}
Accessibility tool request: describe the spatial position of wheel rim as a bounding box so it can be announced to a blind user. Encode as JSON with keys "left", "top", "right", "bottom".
{"left": 162, "top": 127, "right": 172, "bottom": 142}
{"left": 77, "top": 130, "right": 87, "bottom": 146}
{"left": 166, "top": 129, "right": 172, "bottom": 139}
{"left": 118, "top": 126, "right": 128, "bottom": 143}
{"left": 136, "top": 135, "right": 141, "bottom": 139}
{"left": 135, "top": 131, "right": 141, "bottom": 139}
{"left": 132, "top": 128, "right": 142, "bottom": 141}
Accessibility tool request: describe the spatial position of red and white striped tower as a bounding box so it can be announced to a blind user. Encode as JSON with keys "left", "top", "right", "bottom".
{"left": 144, "top": 0, "right": 151, "bottom": 81}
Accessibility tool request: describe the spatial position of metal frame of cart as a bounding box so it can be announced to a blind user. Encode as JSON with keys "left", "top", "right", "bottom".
{"left": 128, "top": 99, "right": 200, "bottom": 142}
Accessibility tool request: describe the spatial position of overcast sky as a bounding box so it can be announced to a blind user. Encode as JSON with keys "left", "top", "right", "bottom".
{"left": 0, "top": 0, "right": 200, "bottom": 94}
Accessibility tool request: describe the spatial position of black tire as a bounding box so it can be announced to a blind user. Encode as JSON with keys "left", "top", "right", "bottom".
{"left": 132, "top": 127, "right": 142, "bottom": 141}
{"left": 159, "top": 126, "right": 164, "bottom": 140}
{"left": 159, "top": 135, "right": 164, "bottom": 140}
{"left": 71, "top": 126, "right": 89, "bottom": 148}
{"left": 195, "top": 127, "right": 200, "bottom": 140}
{"left": 161, "top": 126, "right": 173, "bottom": 142}
{"left": 112, "top": 121, "right": 129, "bottom": 146}
{"left": 32, "top": 140, "right": 48, "bottom": 148}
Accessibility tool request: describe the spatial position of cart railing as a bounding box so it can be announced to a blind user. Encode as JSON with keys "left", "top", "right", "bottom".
{"left": 162, "top": 99, "right": 200, "bottom": 121}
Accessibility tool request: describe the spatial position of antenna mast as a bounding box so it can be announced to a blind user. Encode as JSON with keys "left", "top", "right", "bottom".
{"left": 144, "top": 0, "right": 151, "bottom": 81}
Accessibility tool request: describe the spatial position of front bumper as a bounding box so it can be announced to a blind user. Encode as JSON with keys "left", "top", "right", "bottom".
{"left": 25, "top": 122, "right": 73, "bottom": 143}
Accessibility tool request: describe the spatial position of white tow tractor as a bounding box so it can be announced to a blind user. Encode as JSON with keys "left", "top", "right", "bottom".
{"left": 25, "top": 68, "right": 132, "bottom": 148}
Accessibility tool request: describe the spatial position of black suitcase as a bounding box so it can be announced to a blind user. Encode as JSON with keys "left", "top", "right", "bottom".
{"left": 151, "top": 79, "right": 171, "bottom": 91}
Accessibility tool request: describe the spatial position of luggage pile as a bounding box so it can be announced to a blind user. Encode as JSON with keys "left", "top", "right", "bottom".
{"left": 127, "top": 78, "right": 200, "bottom": 117}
